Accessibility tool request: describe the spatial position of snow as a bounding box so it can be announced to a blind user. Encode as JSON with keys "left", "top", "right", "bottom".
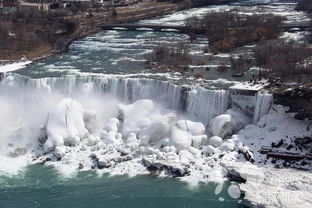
{"left": 118, "top": 99, "right": 160, "bottom": 136}
{"left": 240, "top": 167, "right": 312, "bottom": 208}
{"left": 233, "top": 105, "right": 312, "bottom": 166}
{"left": 0, "top": 61, "right": 32, "bottom": 73}
{"left": 43, "top": 98, "right": 91, "bottom": 152}
{"left": 0, "top": 79, "right": 311, "bottom": 207}
{"left": 229, "top": 82, "right": 266, "bottom": 91}
{"left": 138, "top": 113, "right": 176, "bottom": 145}
{"left": 209, "top": 136, "right": 223, "bottom": 147}
{"left": 176, "top": 120, "right": 205, "bottom": 136}
{"left": 209, "top": 109, "right": 251, "bottom": 138}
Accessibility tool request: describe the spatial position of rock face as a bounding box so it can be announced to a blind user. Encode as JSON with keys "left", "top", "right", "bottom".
{"left": 274, "top": 86, "right": 312, "bottom": 120}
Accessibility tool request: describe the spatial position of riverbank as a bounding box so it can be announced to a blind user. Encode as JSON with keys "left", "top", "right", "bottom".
{"left": 0, "top": 1, "right": 182, "bottom": 65}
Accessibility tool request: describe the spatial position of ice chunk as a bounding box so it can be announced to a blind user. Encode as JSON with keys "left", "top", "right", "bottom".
{"left": 209, "top": 136, "right": 223, "bottom": 147}
{"left": 176, "top": 120, "right": 205, "bottom": 136}
{"left": 100, "top": 130, "right": 122, "bottom": 146}
{"left": 202, "top": 145, "right": 216, "bottom": 156}
{"left": 209, "top": 109, "right": 251, "bottom": 138}
{"left": 54, "top": 146, "right": 66, "bottom": 159}
{"left": 221, "top": 142, "right": 235, "bottom": 152}
{"left": 87, "top": 135, "right": 100, "bottom": 146}
{"left": 44, "top": 98, "right": 89, "bottom": 152}
{"left": 104, "top": 118, "right": 120, "bottom": 132}
{"left": 118, "top": 99, "right": 158, "bottom": 135}
{"left": 170, "top": 126, "right": 192, "bottom": 149}
{"left": 138, "top": 113, "right": 176, "bottom": 145}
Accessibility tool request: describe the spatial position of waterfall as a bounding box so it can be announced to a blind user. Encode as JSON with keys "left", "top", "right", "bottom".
{"left": 0, "top": 73, "right": 272, "bottom": 125}
{"left": 186, "top": 87, "right": 230, "bottom": 125}
{"left": 253, "top": 92, "right": 273, "bottom": 124}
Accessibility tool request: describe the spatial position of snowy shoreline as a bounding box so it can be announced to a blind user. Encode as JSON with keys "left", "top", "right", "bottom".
{"left": 0, "top": 61, "right": 32, "bottom": 73}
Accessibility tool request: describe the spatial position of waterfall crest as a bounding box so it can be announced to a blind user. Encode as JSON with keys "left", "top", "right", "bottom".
{"left": 1, "top": 73, "right": 272, "bottom": 125}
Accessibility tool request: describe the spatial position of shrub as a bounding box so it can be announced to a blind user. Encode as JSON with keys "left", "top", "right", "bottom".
{"left": 145, "top": 42, "right": 192, "bottom": 71}
{"left": 185, "top": 12, "right": 285, "bottom": 53}
{"left": 217, "top": 64, "right": 229, "bottom": 73}
{"left": 255, "top": 41, "right": 312, "bottom": 77}
{"left": 229, "top": 54, "right": 253, "bottom": 72}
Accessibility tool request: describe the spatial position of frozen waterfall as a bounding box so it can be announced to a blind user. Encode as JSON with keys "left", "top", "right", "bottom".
{"left": 0, "top": 73, "right": 272, "bottom": 125}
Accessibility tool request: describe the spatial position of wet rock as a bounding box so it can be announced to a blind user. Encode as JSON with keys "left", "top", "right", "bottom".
{"left": 142, "top": 158, "right": 190, "bottom": 177}
{"left": 41, "top": 157, "right": 51, "bottom": 165}
{"left": 78, "top": 163, "right": 84, "bottom": 170}
{"left": 241, "top": 149, "right": 255, "bottom": 163}
{"left": 98, "top": 160, "right": 113, "bottom": 169}
{"left": 271, "top": 139, "right": 283, "bottom": 148}
{"left": 294, "top": 137, "right": 312, "bottom": 149}
{"left": 286, "top": 144, "right": 294, "bottom": 150}
{"left": 226, "top": 168, "right": 247, "bottom": 183}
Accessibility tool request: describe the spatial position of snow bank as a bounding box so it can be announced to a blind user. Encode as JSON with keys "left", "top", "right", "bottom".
{"left": 240, "top": 168, "right": 312, "bottom": 208}
{"left": 0, "top": 61, "right": 32, "bottom": 73}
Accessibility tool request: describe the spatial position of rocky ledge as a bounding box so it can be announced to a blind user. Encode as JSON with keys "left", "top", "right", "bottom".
{"left": 274, "top": 85, "right": 312, "bottom": 120}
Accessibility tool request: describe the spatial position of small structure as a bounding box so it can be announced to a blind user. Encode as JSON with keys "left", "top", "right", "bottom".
{"left": 17, "top": 2, "right": 51, "bottom": 15}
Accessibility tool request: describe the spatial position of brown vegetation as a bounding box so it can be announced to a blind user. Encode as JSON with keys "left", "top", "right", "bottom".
{"left": 145, "top": 42, "right": 192, "bottom": 71}
{"left": 255, "top": 41, "right": 312, "bottom": 77}
{"left": 229, "top": 54, "right": 253, "bottom": 72}
{"left": 185, "top": 12, "right": 285, "bottom": 53}
{"left": 0, "top": 14, "right": 77, "bottom": 60}
{"left": 217, "top": 64, "right": 229, "bottom": 73}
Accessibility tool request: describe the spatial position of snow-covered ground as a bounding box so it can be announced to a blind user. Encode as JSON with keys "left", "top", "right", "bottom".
{"left": 0, "top": 61, "right": 32, "bottom": 73}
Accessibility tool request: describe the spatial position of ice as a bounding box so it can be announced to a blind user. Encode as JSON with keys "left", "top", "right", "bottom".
{"left": 227, "top": 184, "right": 241, "bottom": 199}
{"left": 44, "top": 98, "right": 90, "bottom": 152}
{"left": 0, "top": 71, "right": 311, "bottom": 208}
{"left": 202, "top": 145, "right": 216, "bottom": 156}
{"left": 240, "top": 167, "right": 312, "bottom": 208}
{"left": 170, "top": 126, "right": 192, "bottom": 150}
{"left": 103, "top": 118, "right": 120, "bottom": 132}
{"left": 118, "top": 99, "right": 159, "bottom": 136}
{"left": 176, "top": 120, "right": 205, "bottom": 136}
{"left": 138, "top": 113, "right": 176, "bottom": 145}
{"left": 208, "top": 136, "right": 223, "bottom": 147}
{"left": 209, "top": 109, "right": 251, "bottom": 138}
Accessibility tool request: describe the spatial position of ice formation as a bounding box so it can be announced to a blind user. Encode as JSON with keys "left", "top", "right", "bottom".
{"left": 44, "top": 98, "right": 96, "bottom": 152}
{"left": 0, "top": 73, "right": 311, "bottom": 208}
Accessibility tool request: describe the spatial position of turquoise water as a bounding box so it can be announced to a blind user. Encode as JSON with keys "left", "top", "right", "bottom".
{"left": 0, "top": 165, "right": 245, "bottom": 208}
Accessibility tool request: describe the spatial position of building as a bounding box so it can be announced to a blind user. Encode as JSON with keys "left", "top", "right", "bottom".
{"left": 17, "top": 2, "right": 51, "bottom": 15}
